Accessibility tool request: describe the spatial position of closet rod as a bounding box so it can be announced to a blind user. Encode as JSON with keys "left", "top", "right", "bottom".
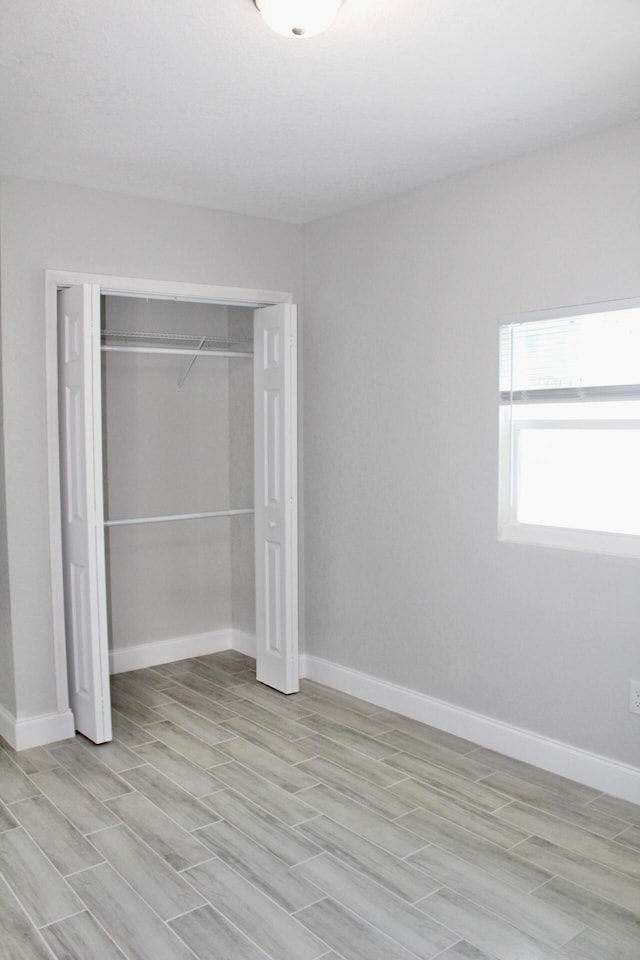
{"left": 102, "top": 346, "right": 252, "bottom": 358}
{"left": 105, "top": 508, "right": 255, "bottom": 528}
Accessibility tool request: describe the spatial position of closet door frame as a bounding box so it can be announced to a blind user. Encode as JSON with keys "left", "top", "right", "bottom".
{"left": 45, "top": 270, "right": 297, "bottom": 731}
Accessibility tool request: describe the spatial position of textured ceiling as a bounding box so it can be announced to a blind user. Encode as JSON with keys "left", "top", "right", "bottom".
{"left": 1, "top": 0, "right": 640, "bottom": 223}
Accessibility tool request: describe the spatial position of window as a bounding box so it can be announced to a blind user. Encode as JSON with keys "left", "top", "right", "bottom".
{"left": 498, "top": 299, "right": 640, "bottom": 558}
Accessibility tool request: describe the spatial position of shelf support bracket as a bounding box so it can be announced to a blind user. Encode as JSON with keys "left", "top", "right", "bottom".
{"left": 177, "top": 337, "right": 206, "bottom": 389}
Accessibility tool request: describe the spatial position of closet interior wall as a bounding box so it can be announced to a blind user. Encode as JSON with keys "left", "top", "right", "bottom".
{"left": 101, "top": 296, "right": 255, "bottom": 665}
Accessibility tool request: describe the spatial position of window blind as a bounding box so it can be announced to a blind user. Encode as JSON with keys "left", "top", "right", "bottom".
{"left": 499, "top": 307, "right": 640, "bottom": 403}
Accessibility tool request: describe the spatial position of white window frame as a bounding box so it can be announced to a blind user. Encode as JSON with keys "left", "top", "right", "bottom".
{"left": 498, "top": 297, "right": 640, "bottom": 560}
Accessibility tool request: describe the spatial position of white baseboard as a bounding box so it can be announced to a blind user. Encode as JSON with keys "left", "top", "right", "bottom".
{"left": 302, "top": 654, "right": 640, "bottom": 805}
{"left": 110, "top": 629, "right": 233, "bottom": 674}
{"left": 0, "top": 703, "right": 75, "bottom": 751}
{"left": 230, "top": 630, "right": 257, "bottom": 658}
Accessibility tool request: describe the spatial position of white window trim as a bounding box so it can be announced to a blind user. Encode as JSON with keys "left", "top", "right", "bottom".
{"left": 498, "top": 297, "right": 640, "bottom": 561}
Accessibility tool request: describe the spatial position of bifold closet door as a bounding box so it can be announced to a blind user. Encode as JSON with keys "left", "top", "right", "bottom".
{"left": 254, "top": 303, "right": 299, "bottom": 694}
{"left": 58, "top": 284, "right": 112, "bottom": 742}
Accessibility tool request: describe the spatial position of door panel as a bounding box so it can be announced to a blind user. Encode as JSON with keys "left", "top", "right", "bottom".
{"left": 254, "top": 304, "right": 298, "bottom": 693}
{"left": 58, "top": 284, "right": 111, "bottom": 742}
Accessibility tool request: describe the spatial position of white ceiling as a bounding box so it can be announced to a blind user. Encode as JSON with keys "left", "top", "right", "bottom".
{"left": 1, "top": 0, "right": 639, "bottom": 224}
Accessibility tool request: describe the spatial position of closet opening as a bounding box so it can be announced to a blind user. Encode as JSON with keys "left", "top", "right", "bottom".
{"left": 101, "top": 296, "right": 257, "bottom": 678}
{"left": 49, "top": 274, "right": 298, "bottom": 744}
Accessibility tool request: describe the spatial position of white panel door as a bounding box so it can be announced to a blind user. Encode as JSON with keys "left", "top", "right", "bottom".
{"left": 254, "top": 303, "right": 299, "bottom": 693}
{"left": 58, "top": 284, "right": 111, "bottom": 742}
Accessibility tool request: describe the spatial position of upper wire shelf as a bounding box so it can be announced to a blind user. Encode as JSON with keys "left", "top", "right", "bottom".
{"left": 101, "top": 329, "right": 253, "bottom": 354}
{"left": 101, "top": 329, "right": 253, "bottom": 387}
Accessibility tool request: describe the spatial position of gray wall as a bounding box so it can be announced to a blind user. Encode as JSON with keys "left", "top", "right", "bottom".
{"left": 0, "top": 176, "right": 302, "bottom": 721}
{"left": 302, "top": 120, "right": 640, "bottom": 766}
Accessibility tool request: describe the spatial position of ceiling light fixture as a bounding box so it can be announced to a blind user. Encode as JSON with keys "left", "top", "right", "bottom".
{"left": 254, "top": 0, "right": 343, "bottom": 39}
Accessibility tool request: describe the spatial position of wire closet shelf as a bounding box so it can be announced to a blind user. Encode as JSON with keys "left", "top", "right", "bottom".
{"left": 100, "top": 329, "right": 254, "bottom": 357}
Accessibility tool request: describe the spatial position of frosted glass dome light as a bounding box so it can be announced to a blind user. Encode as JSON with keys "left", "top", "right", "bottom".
{"left": 255, "top": 0, "right": 343, "bottom": 38}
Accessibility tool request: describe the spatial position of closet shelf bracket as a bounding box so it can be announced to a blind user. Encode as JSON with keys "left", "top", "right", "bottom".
{"left": 177, "top": 338, "right": 205, "bottom": 389}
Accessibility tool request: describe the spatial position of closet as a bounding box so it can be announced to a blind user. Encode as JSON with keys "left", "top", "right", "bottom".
{"left": 56, "top": 279, "right": 298, "bottom": 744}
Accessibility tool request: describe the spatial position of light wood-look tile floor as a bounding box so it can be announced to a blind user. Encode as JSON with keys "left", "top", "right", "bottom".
{"left": 1, "top": 651, "right": 639, "bottom": 960}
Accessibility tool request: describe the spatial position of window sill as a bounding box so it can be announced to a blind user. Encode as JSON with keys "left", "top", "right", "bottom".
{"left": 499, "top": 522, "right": 640, "bottom": 561}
